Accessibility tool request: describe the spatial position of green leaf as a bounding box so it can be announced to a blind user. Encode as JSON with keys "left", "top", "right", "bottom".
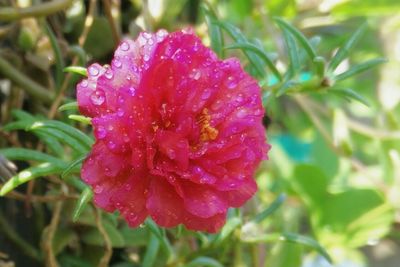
{"left": 280, "top": 232, "right": 332, "bottom": 264}
{"left": 63, "top": 66, "right": 87, "bottom": 76}
{"left": 59, "top": 102, "right": 78, "bottom": 112}
{"left": 29, "top": 120, "right": 93, "bottom": 148}
{"left": 213, "top": 20, "right": 266, "bottom": 78}
{"left": 334, "top": 58, "right": 386, "bottom": 81}
{"left": 45, "top": 23, "right": 64, "bottom": 91}
{"left": 274, "top": 18, "right": 317, "bottom": 60}
{"left": 142, "top": 233, "right": 160, "bottom": 267}
{"left": 280, "top": 27, "right": 300, "bottom": 78}
{"left": 34, "top": 128, "right": 88, "bottom": 155}
{"left": 0, "top": 148, "right": 66, "bottom": 168}
{"left": 224, "top": 42, "right": 282, "bottom": 81}
{"left": 144, "top": 219, "right": 173, "bottom": 261}
{"left": 62, "top": 155, "right": 86, "bottom": 179}
{"left": 211, "top": 216, "right": 242, "bottom": 246}
{"left": 330, "top": 88, "right": 370, "bottom": 107}
{"left": 313, "top": 56, "right": 326, "bottom": 78}
{"left": 0, "top": 163, "right": 62, "bottom": 196}
{"left": 202, "top": 4, "right": 224, "bottom": 58}
{"left": 291, "top": 164, "right": 329, "bottom": 208}
{"left": 68, "top": 115, "right": 91, "bottom": 124}
{"left": 253, "top": 193, "right": 286, "bottom": 223}
{"left": 328, "top": 23, "right": 368, "bottom": 71}
{"left": 72, "top": 187, "right": 93, "bottom": 222}
{"left": 184, "top": 257, "right": 224, "bottom": 267}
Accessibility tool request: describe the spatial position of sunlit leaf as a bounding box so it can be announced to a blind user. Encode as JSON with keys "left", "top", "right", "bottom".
{"left": 334, "top": 58, "right": 386, "bottom": 81}
{"left": 72, "top": 187, "right": 93, "bottom": 222}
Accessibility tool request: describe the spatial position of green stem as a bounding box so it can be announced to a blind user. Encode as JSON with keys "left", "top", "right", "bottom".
{"left": 0, "top": 209, "right": 42, "bottom": 261}
{"left": 0, "top": 0, "right": 73, "bottom": 21}
{"left": 0, "top": 56, "right": 54, "bottom": 104}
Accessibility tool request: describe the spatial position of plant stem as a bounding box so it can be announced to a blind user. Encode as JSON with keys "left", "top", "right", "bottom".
{"left": 0, "top": 56, "right": 54, "bottom": 104}
{"left": 0, "top": 209, "right": 42, "bottom": 261}
{"left": 0, "top": 0, "right": 73, "bottom": 21}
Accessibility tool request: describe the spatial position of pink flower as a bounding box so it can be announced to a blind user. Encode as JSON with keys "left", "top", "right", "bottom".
{"left": 77, "top": 29, "right": 270, "bottom": 233}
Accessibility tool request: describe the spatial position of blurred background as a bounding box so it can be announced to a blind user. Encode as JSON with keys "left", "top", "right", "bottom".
{"left": 1, "top": 0, "right": 400, "bottom": 266}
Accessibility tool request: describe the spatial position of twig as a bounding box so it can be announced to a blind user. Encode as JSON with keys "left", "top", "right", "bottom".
{"left": 0, "top": 0, "right": 73, "bottom": 21}
{"left": 102, "top": 0, "right": 120, "bottom": 46}
{"left": 4, "top": 190, "right": 78, "bottom": 202}
{"left": 41, "top": 200, "right": 63, "bottom": 267}
{"left": 93, "top": 207, "right": 112, "bottom": 267}
{"left": 0, "top": 209, "right": 42, "bottom": 261}
{"left": 0, "top": 56, "right": 54, "bottom": 104}
{"left": 47, "top": 0, "right": 97, "bottom": 119}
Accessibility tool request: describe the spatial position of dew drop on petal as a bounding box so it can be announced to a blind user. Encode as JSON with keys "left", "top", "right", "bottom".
{"left": 108, "top": 141, "right": 116, "bottom": 149}
{"left": 88, "top": 66, "right": 99, "bottom": 76}
{"left": 236, "top": 108, "right": 247, "bottom": 118}
{"left": 201, "top": 89, "right": 211, "bottom": 100}
{"left": 94, "top": 185, "right": 103, "bottom": 194}
{"left": 81, "top": 80, "right": 88, "bottom": 87}
{"left": 112, "top": 58, "right": 122, "bottom": 68}
{"left": 143, "top": 54, "right": 150, "bottom": 61}
{"left": 90, "top": 91, "right": 105, "bottom": 105}
{"left": 128, "top": 87, "right": 136, "bottom": 96}
{"left": 117, "top": 108, "right": 124, "bottom": 117}
{"left": 120, "top": 41, "right": 130, "bottom": 51}
{"left": 105, "top": 69, "right": 114, "bottom": 79}
{"left": 226, "top": 76, "right": 237, "bottom": 89}
{"left": 96, "top": 126, "right": 107, "bottom": 139}
{"left": 190, "top": 69, "right": 201, "bottom": 80}
{"left": 167, "top": 148, "right": 176, "bottom": 159}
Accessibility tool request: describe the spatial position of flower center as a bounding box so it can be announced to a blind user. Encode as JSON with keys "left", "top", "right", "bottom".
{"left": 198, "top": 108, "right": 218, "bottom": 141}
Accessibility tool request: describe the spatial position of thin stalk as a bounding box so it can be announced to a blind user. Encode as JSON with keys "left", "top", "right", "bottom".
{"left": 0, "top": 56, "right": 54, "bottom": 104}
{"left": 0, "top": 0, "right": 73, "bottom": 21}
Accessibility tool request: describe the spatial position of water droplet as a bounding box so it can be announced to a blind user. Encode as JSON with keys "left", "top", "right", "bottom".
{"left": 128, "top": 87, "right": 136, "bottom": 96}
{"left": 105, "top": 69, "right": 113, "bottom": 79}
{"left": 236, "top": 108, "right": 247, "bottom": 118}
{"left": 123, "top": 134, "right": 130, "bottom": 142}
{"left": 90, "top": 91, "right": 105, "bottom": 105}
{"left": 167, "top": 148, "right": 176, "bottom": 159}
{"left": 148, "top": 38, "right": 154, "bottom": 45}
{"left": 190, "top": 69, "right": 201, "bottom": 80}
{"left": 108, "top": 125, "right": 114, "bottom": 131}
{"left": 88, "top": 66, "right": 99, "bottom": 76}
{"left": 143, "top": 54, "right": 150, "bottom": 61}
{"left": 94, "top": 185, "right": 103, "bottom": 194}
{"left": 117, "top": 108, "right": 124, "bottom": 117}
{"left": 96, "top": 126, "right": 106, "bottom": 139}
{"left": 108, "top": 141, "right": 116, "bottom": 149}
{"left": 120, "top": 41, "right": 130, "bottom": 51}
{"left": 81, "top": 80, "right": 88, "bottom": 87}
{"left": 201, "top": 89, "right": 211, "bottom": 100}
{"left": 254, "top": 109, "right": 263, "bottom": 116}
{"left": 143, "top": 32, "right": 152, "bottom": 39}
{"left": 226, "top": 76, "right": 237, "bottom": 89}
{"left": 125, "top": 184, "right": 132, "bottom": 190}
{"left": 112, "top": 58, "right": 122, "bottom": 68}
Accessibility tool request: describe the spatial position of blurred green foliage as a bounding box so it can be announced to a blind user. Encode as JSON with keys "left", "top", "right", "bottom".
{"left": 1, "top": 0, "right": 400, "bottom": 267}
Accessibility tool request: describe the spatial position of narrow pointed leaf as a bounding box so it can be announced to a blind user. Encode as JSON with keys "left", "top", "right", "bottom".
{"left": 328, "top": 23, "right": 368, "bottom": 71}
{"left": 225, "top": 43, "right": 282, "bottom": 81}
{"left": 330, "top": 88, "right": 370, "bottom": 106}
{"left": 63, "top": 66, "right": 87, "bottom": 77}
{"left": 184, "top": 257, "right": 224, "bottom": 267}
{"left": 0, "top": 163, "right": 62, "bottom": 196}
{"left": 62, "top": 155, "right": 86, "bottom": 178}
{"left": 280, "top": 27, "right": 300, "bottom": 77}
{"left": 280, "top": 232, "right": 332, "bottom": 264}
{"left": 0, "top": 148, "right": 66, "bottom": 168}
{"left": 142, "top": 233, "right": 160, "bottom": 267}
{"left": 253, "top": 193, "right": 286, "bottom": 223}
{"left": 202, "top": 4, "right": 224, "bottom": 58}
{"left": 213, "top": 20, "right": 266, "bottom": 77}
{"left": 335, "top": 58, "right": 386, "bottom": 81}
{"left": 59, "top": 102, "right": 78, "bottom": 112}
{"left": 68, "top": 115, "right": 91, "bottom": 124}
{"left": 274, "top": 18, "right": 317, "bottom": 60}
{"left": 45, "top": 23, "right": 64, "bottom": 90}
{"left": 72, "top": 187, "right": 93, "bottom": 222}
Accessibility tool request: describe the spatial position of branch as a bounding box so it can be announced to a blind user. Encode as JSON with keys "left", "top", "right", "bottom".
{"left": 0, "top": 56, "right": 54, "bottom": 104}
{"left": 0, "top": 0, "right": 73, "bottom": 21}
